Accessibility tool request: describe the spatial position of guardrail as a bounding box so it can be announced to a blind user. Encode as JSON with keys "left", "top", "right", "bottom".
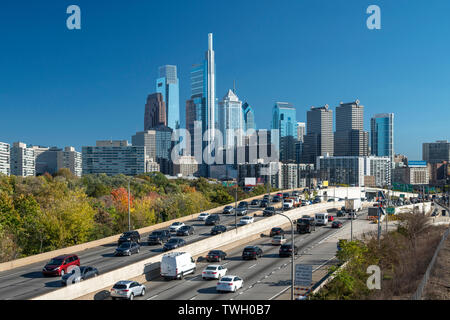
{"left": 32, "top": 201, "right": 348, "bottom": 300}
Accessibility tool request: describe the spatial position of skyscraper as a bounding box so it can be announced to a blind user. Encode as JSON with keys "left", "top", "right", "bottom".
{"left": 271, "top": 102, "right": 297, "bottom": 163}
{"left": 10, "top": 142, "right": 35, "bottom": 177}
{"left": 156, "top": 65, "right": 180, "bottom": 130}
{"left": 297, "top": 122, "right": 305, "bottom": 142}
{"left": 302, "top": 105, "right": 334, "bottom": 164}
{"left": 423, "top": 140, "right": 450, "bottom": 163}
{"left": 371, "top": 113, "right": 394, "bottom": 167}
{"left": 334, "top": 100, "right": 369, "bottom": 157}
{"left": 219, "top": 89, "right": 244, "bottom": 147}
{"left": 144, "top": 93, "right": 166, "bottom": 130}
{"left": 242, "top": 102, "right": 255, "bottom": 132}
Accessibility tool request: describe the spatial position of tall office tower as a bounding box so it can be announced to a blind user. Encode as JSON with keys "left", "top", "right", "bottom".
{"left": 423, "top": 140, "right": 450, "bottom": 164}
{"left": 10, "top": 142, "right": 35, "bottom": 177}
{"left": 206, "top": 33, "right": 216, "bottom": 147}
{"left": 334, "top": 100, "right": 369, "bottom": 157}
{"left": 155, "top": 126, "right": 174, "bottom": 174}
{"left": 0, "top": 142, "right": 10, "bottom": 176}
{"left": 371, "top": 113, "right": 394, "bottom": 167}
{"left": 156, "top": 65, "right": 180, "bottom": 130}
{"left": 297, "top": 122, "right": 305, "bottom": 142}
{"left": 302, "top": 105, "right": 334, "bottom": 164}
{"left": 271, "top": 102, "right": 297, "bottom": 163}
{"left": 82, "top": 141, "right": 146, "bottom": 176}
{"left": 57, "top": 146, "right": 82, "bottom": 177}
{"left": 242, "top": 102, "right": 255, "bottom": 132}
{"left": 144, "top": 93, "right": 166, "bottom": 130}
{"left": 132, "top": 130, "right": 157, "bottom": 161}
{"left": 219, "top": 89, "right": 244, "bottom": 147}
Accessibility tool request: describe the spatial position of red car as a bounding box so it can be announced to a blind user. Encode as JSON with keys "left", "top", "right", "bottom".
{"left": 42, "top": 254, "right": 80, "bottom": 276}
{"left": 331, "top": 221, "right": 343, "bottom": 228}
{"left": 329, "top": 215, "right": 334, "bottom": 222}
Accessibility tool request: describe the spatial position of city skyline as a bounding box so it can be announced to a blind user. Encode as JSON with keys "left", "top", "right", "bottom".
{"left": 1, "top": 1, "right": 450, "bottom": 159}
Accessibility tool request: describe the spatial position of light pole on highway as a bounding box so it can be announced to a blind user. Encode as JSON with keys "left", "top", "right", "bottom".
{"left": 128, "top": 178, "right": 131, "bottom": 231}
{"left": 276, "top": 211, "right": 295, "bottom": 301}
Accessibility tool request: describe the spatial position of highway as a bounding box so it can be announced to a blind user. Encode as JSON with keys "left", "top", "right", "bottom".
{"left": 95, "top": 208, "right": 373, "bottom": 301}
{"left": 0, "top": 199, "right": 283, "bottom": 300}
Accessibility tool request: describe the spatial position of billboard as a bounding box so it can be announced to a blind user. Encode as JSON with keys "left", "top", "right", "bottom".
{"left": 245, "top": 177, "right": 256, "bottom": 186}
{"left": 408, "top": 160, "right": 427, "bottom": 167}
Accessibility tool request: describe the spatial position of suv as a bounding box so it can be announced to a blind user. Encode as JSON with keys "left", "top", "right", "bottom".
{"left": 163, "top": 238, "right": 186, "bottom": 251}
{"left": 260, "top": 199, "right": 269, "bottom": 208}
{"left": 206, "top": 250, "right": 227, "bottom": 262}
{"left": 118, "top": 230, "right": 140, "bottom": 245}
{"left": 205, "top": 214, "right": 220, "bottom": 226}
{"left": 242, "top": 246, "right": 263, "bottom": 260}
{"left": 210, "top": 225, "right": 227, "bottom": 235}
{"left": 42, "top": 254, "right": 80, "bottom": 277}
{"left": 270, "top": 227, "right": 284, "bottom": 237}
{"left": 110, "top": 281, "right": 146, "bottom": 300}
{"left": 223, "top": 206, "right": 234, "bottom": 214}
{"left": 279, "top": 244, "right": 298, "bottom": 257}
{"left": 238, "top": 201, "right": 249, "bottom": 209}
{"left": 114, "top": 241, "right": 140, "bottom": 256}
{"left": 263, "top": 206, "right": 276, "bottom": 217}
{"left": 148, "top": 229, "right": 171, "bottom": 245}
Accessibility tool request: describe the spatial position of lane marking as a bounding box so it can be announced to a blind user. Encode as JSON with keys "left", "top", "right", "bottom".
{"left": 248, "top": 264, "right": 257, "bottom": 269}
{"left": 147, "top": 294, "right": 158, "bottom": 300}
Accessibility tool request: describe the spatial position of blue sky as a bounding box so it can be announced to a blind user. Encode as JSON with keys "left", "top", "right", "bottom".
{"left": 1, "top": 0, "right": 449, "bottom": 159}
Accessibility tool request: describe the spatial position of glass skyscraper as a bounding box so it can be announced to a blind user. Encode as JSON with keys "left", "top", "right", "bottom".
{"left": 219, "top": 89, "right": 243, "bottom": 147}
{"left": 371, "top": 113, "right": 394, "bottom": 167}
{"left": 242, "top": 102, "right": 255, "bottom": 132}
{"left": 156, "top": 65, "right": 180, "bottom": 130}
{"left": 271, "top": 102, "right": 297, "bottom": 162}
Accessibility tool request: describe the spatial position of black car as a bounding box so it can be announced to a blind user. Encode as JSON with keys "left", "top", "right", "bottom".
{"left": 272, "top": 195, "right": 281, "bottom": 203}
{"left": 238, "top": 201, "right": 249, "bottom": 209}
{"left": 118, "top": 231, "right": 141, "bottom": 245}
{"left": 61, "top": 266, "right": 99, "bottom": 285}
{"left": 210, "top": 225, "right": 227, "bottom": 235}
{"left": 282, "top": 193, "right": 290, "bottom": 199}
{"left": 163, "top": 238, "right": 186, "bottom": 251}
{"left": 250, "top": 199, "right": 260, "bottom": 206}
{"left": 336, "top": 210, "right": 345, "bottom": 217}
{"left": 263, "top": 206, "right": 276, "bottom": 217}
{"left": 147, "top": 230, "right": 171, "bottom": 245}
{"left": 260, "top": 200, "right": 269, "bottom": 208}
{"left": 223, "top": 206, "right": 234, "bottom": 214}
{"left": 176, "top": 225, "right": 195, "bottom": 236}
{"left": 114, "top": 241, "right": 140, "bottom": 256}
{"left": 270, "top": 227, "right": 284, "bottom": 237}
{"left": 242, "top": 246, "right": 263, "bottom": 260}
{"left": 236, "top": 207, "right": 248, "bottom": 216}
{"left": 279, "top": 244, "right": 298, "bottom": 257}
{"left": 332, "top": 221, "right": 343, "bottom": 228}
{"left": 205, "top": 214, "right": 220, "bottom": 225}
{"left": 206, "top": 250, "right": 227, "bottom": 262}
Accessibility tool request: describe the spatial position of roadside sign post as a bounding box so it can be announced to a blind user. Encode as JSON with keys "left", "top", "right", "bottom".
{"left": 295, "top": 264, "right": 312, "bottom": 299}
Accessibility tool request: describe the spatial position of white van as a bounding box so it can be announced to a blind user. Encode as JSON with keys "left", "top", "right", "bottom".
{"left": 160, "top": 252, "right": 196, "bottom": 280}
{"left": 315, "top": 212, "right": 329, "bottom": 226}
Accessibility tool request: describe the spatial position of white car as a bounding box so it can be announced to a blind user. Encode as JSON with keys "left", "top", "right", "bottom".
{"left": 271, "top": 235, "right": 287, "bottom": 245}
{"left": 110, "top": 280, "right": 146, "bottom": 300}
{"left": 239, "top": 216, "right": 254, "bottom": 225}
{"left": 216, "top": 275, "right": 243, "bottom": 293}
{"left": 169, "top": 222, "right": 185, "bottom": 232}
{"left": 198, "top": 212, "right": 210, "bottom": 221}
{"left": 202, "top": 264, "right": 227, "bottom": 280}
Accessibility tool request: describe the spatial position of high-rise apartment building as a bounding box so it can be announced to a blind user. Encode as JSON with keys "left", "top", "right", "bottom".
{"left": 57, "top": 147, "right": 82, "bottom": 177}
{"left": 302, "top": 105, "right": 334, "bottom": 164}
{"left": 0, "top": 142, "right": 10, "bottom": 176}
{"left": 334, "top": 100, "right": 369, "bottom": 157}
{"left": 219, "top": 89, "right": 244, "bottom": 147}
{"left": 144, "top": 93, "right": 166, "bottom": 130}
{"left": 156, "top": 65, "right": 180, "bottom": 130}
{"left": 10, "top": 142, "right": 35, "bottom": 177}
{"left": 423, "top": 140, "right": 450, "bottom": 164}
{"left": 132, "top": 131, "right": 157, "bottom": 160}
{"left": 272, "top": 102, "right": 297, "bottom": 163}
{"left": 371, "top": 113, "right": 394, "bottom": 167}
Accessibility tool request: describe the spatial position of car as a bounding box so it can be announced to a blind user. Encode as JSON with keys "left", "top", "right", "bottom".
{"left": 329, "top": 215, "right": 334, "bottom": 222}
{"left": 272, "top": 195, "right": 281, "bottom": 203}
{"left": 348, "top": 212, "right": 357, "bottom": 219}
{"left": 210, "top": 225, "right": 227, "bottom": 235}
{"left": 271, "top": 235, "right": 287, "bottom": 245}
{"left": 238, "top": 201, "right": 249, "bottom": 209}
{"left": 236, "top": 207, "right": 248, "bottom": 216}
{"left": 205, "top": 214, "right": 220, "bottom": 225}
{"left": 239, "top": 216, "right": 254, "bottom": 225}
{"left": 263, "top": 194, "right": 272, "bottom": 201}
{"left": 279, "top": 243, "right": 298, "bottom": 257}
{"left": 216, "top": 276, "right": 243, "bottom": 293}
{"left": 206, "top": 249, "right": 227, "bottom": 262}
{"left": 202, "top": 265, "right": 228, "bottom": 280}
{"left": 148, "top": 229, "right": 171, "bottom": 245}
{"left": 282, "top": 193, "right": 290, "bottom": 199}
{"left": 331, "top": 220, "right": 343, "bottom": 228}
{"left": 163, "top": 238, "right": 186, "bottom": 251}
{"left": 250, "top": 199, "right": 260, "bottom": 206}
{"left": 176, "top": 225, "right": 195, "bottom": 236}
{"left": 327, "top": 199, "right": 335, "bottom": 202}
{"left": 336, "top": 210, "right": 345, "bottom": 217}
{"left": 242, "top": 246, "right": 263, "bottom": 260}
{"left": 61, "top": 266, "right": 99, "bottom": 285}
{"left": 42, "top": 254, "right": 80, "bottom": 277}
{"left": 260, "top": 199, "right": 269, "bottom": 208}
{"left": 223, "top": 206, "right": 234, "bottom": 214}
{"left": 114, "top": 241, "right": 140, "bottom": 256}
{"left": 110, "top": 280, "right": 146, "bottom": 300}
{"left": 263, "top": 206, "right": 276, "bottom": 216}
{"left": 118, "top": 230, "right": 141, "bottom": 245}
{"left": 270, "top": 227, "right": 284, "bottom": 237}
{"left": 169, "top": 222, "right": 186, "bottom": 232}
{"left": 198, "top": 212, "right": 210, "bottom": 221}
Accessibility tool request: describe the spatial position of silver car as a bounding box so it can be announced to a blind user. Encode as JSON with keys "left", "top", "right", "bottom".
{"left": 110, "top": 280, "right": 146, "bottom": 300}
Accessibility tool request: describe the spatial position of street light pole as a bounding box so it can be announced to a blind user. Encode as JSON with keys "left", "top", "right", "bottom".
{"left": 276, "top": 211, "right": 295, "bottom": 301}
{"left": 128, "top": 179, "right": 131, "bottom": 231}
{"left": 235, "top": 184, "right": 238, "bottom": 232}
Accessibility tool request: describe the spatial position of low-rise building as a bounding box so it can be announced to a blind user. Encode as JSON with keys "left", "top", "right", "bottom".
{"left": 172, "top": 155, "right": 199, "bottom": 177}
